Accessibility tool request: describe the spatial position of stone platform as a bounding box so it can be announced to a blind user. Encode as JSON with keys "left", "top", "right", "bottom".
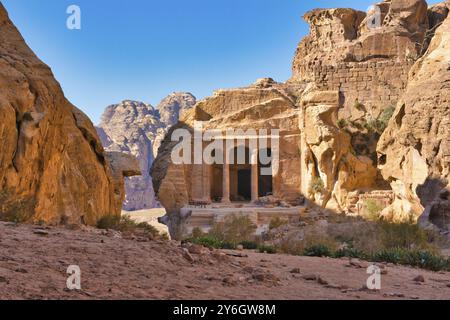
{"left": 180, "top": 203, "right": 306, "bottom": 235}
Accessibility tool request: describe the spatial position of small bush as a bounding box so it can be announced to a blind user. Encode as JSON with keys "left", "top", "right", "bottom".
{"left": 191, "top": 227, "right": 204, "bottom": 239}
{"left": 276, "top": 238, "right": 304, "bottom": 256}
{"left": 364, "top": 199, "right": 383, "bottom": 221}
{"left": 97, "top": 215, "right": 121, "bottom": 230}
{"left": 337, "top": 118, "right": 348, "bottom": 129}
{"left": 240, "top": 241, "right": 259, "bottom": 250}
{"left": 258, "top": 244, "right": 277, "bottom": 254}
{"left": 378, "top": 221, "right": 431, "bottom": 251}
{"left": 97, "top": 214, "right": 160, "bottom": 238}
{"left": 378, "top": 106, "right": 396, "bottom": 127}
{"left": 269, "top": 217, "right": 288, "bottom": 230}
{"left": 354, "top": 99, "right": 366, "bottom": 112}
{"left": 191, "top": 236, "right": 224, "bottom": 249}
{"left": 303, "top": 244, "right": 333, "bottom": 257}
{"left": 372, "top": 248, "right": 449, "bottom": 271}
{"left": 209, "top": 214, "right": 257, "bottom": 245}
{"left": 334, "top": 247, "right": 367, "bottom": 259}
{"left": 308, "top": 177, "right": 325, "bottom": 195}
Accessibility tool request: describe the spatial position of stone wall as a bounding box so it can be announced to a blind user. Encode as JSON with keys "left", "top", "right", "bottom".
{"left": 299, "top": 60, "right": 414, "bottom": 118}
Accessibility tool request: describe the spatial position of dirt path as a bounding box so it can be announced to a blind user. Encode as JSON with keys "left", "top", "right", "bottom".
{"left": 0, "top": 222, "right": 449, "bottom": 300}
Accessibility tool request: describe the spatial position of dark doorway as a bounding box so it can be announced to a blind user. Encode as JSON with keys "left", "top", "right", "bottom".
{"left": 258, "top": 148, "right": 273, "bottom": 197}
{"left": 210, "top": 164, "right": 223, "bottom": 203}
{"left": 237, "top": 169, "right": 251, "bottom": 201}
{"left": 259, "top": 173, "right": 273, "bottom": 197}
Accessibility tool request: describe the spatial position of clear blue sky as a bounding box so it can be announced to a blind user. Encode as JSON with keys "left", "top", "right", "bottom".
{"left": 1, "top": 0, "right": 441, "bottom": 123}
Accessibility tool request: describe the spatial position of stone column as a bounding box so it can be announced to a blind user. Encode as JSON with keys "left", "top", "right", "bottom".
{"left": 222, "top": 163, "right": 231, "bottom": 203}
{"left": 251, "top": 148, "right": 259, "bottom": 202}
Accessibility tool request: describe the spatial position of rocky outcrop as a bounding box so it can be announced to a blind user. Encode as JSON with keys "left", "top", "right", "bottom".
{"left": 300, "top": 90, "right": 378, "bottom": 211}
{"left": 97, "top": 95, "right": 196, "bottom": 211}
{"left": 377, "top": 6, "right": 450, "bottom": 223}
{"left": 97, "top": 100, "right": 165, "bottom": 211}
{"left": 152, "top": 0, "right": 450, "bottom": 234}
{"left": 157, "top": 92, "right": 197, "bottom": 127}
{"left": 106, "top": 152, "right": 141, "bottom": 211}
{"left": 0, "top": 4, "right": 135, "bottom": 225}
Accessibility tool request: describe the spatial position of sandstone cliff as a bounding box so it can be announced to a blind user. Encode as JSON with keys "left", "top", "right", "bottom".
{"left": 152, "top": 0, "right": 450, "bottom": 233}
{"left": 0, "top": 4, "right": 137, "bottom": 225}
{"left": 97, "top": 94, "right": 196, "bottom": 211}
{"left": 378, "top": 4, "right": 450, "bottom": 223}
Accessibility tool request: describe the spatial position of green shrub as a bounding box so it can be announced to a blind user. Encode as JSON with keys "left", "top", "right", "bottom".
{"left": 97, "top": 215, "right": 160, "bottom": 238}
{"left": 363, "top": 106, "right": 396, "bottom": 135}
{"left": 377, "top": 221, "right": 431, "bottom": 250}
{"left": 239, "top": 241, "right": 258, "bottom": 250}
{"left": 354, "top": 99, "right": 365, "bottom": 111}
{"left": 276, "top": 238, "right": 304, "bottom": 256}
{"left": 258, "top": 245, "right": 277, "bottom": 254}
{"left": 334, "top": 247, "right": 367, "bottom": 259}
{"left": 371, "top": 248, "right": 449, "bottom": 271}
{"left": 191, "top": 227, "right": 204, "bottom": 239}
{"left": 269, "top": 217, "right": 288, "bottom": 230}
{"left": 191, "top": 236, "right": 224, "bottom": 249}
{"left": 308, "top": 177, "right": 325, "bottom": 195}
{"left": 364, "top": 199, "right": 383, "bottom": 221}
{"left": 97, "top": 215, "right": 121, "bottom": 229}
{"left": 337, "top": 119, "right": 348, "bottom": 129}
{"left": 209, "top": 214, "right": 257, "bottom": 245}
{"left": 303, "top": 244, "right": 333, "bottom": 257}
{"left": 378, "top": 106, "right": 396, "bottom": 126}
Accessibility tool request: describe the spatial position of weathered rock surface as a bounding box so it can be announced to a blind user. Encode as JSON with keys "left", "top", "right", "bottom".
{"left": 157, "top": 92, "right": 197, "bottom": 127}
{"left": 0, "top": 4, "right": 134, "bottom": 225}
{"left": 152, "top": 0, "right": 450, "bottom": 233}
{"left": 377, "top": 7, "right": 450, "bottom": 222}
{"left": 97, "top": 95, "right": 196, "bottom": 211}
{"left": 97, "top": 100, "right": 165, "bottom": 210}
{"left": 299, "top": 90, "right": 378, "bottom": 211}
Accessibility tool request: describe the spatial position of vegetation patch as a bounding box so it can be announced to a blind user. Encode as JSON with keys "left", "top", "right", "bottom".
{"left": 97, "top": 214, "right": 163, "bottom": 239}
{"left": 308, "top": 177, "right": 325, "bottom": 195}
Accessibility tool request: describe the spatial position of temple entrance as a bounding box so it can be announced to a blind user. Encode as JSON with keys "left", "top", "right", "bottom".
{"left": 258, "top": 148, "right": 273, "bottom": 197}
{"left": 210, "top": 164, "right": 223, "bottom": 203}
{"left": 237, "top": 169, "right": 252, "bottom": 201}
{"left": 230, "top": 146, "right": 252, "bottom": 202}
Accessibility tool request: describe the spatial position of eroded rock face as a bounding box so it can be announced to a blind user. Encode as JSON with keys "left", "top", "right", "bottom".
{"left": 98, "top": 95, "right": 196, "bottom": 211}
{"left": 0, "top": 4, "right": 132, "bottom": 225}
{"left": 377, "top": 9, "right": 450, "bottom": 223}
{"left": 300, "top": 90, "right": 378, "bottom": 211}
{"left": 152, "top": 0, "right": 450, "bottom": 233}
{"left": 157, "top": 92, "right": 197, "bottom": 127}
{"left": 97, "top": 100, "right": 165, "bottom": 211}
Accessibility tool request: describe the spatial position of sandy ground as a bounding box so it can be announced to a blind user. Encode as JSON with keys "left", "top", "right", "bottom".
{"left": 0, "top": 221, "right": 449, "bottom": 300}
{"left": 122, "top": 209, "right": 169, "bottom": 237}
